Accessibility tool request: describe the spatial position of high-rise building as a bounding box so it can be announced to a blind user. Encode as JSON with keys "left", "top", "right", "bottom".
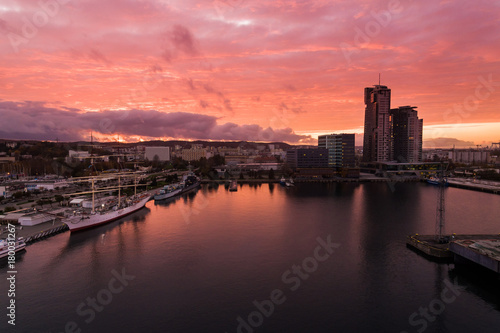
{"left": 363, "top": 85, "right": 391, "bottom": 162}
{"left": 390, "top": 106, "right": 423, "bottom": 163}
{"left": 318, "top": 134, "right": 355, "bottom": 168}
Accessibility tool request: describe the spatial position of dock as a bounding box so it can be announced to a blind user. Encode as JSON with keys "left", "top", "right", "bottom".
{"left": 450, "top": 239, "right": 500, "bottom": 274}
{"left": 1, "top": 220, "right": 69, "bottom": 244}
{"left": 406, "top": 234, "right": 454, "bottom": 259}
{"left": 446, "top": 178, "right": 500, "bottom": 195}
{"left": 407, "top": 234, "right": 500, "bottom": 273}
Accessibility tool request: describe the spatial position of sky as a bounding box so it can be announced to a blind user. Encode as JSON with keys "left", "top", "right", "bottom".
{"left": 0, "top": 0, "right": 499, "bottom": 147}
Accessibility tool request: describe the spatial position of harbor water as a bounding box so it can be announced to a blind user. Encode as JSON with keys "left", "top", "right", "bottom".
{"left": 1, "top": 182, "right": 500, "bottom": 332}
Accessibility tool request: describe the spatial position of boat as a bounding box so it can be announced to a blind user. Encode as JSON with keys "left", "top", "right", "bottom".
{"left": 180, "top": 172, "right": 201, "bottom": 194}
{"left": 0, "top": 237, "right": 26, "bottom": 259}
{"left": 62, "top": 176, "right": 150, "bottom": 232}
{"left": 154, "top": 183, "right": 182, "bottom": 201}
{"left": 229, "top": 180, "right": 238, "bottom": 191}
{"left": 280, "top": 176, "right": 292, "bottom": 187}
{"left": 62, "top": 193, "right": 150, "bottom": 232}
{"left": 426, "top": 177, "right": 448, "bottom": 186}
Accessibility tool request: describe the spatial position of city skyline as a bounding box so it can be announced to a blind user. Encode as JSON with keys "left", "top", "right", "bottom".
{"left": 0, "top": 0, "right": 499, "bottom": 147}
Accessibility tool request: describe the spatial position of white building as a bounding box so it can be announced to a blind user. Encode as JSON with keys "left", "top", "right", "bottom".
{"left": 24, "top": 180, "right": 69, "bottom": 191}
{"left": 451, "top": 150, "right": 490, "bottom": 165}
{"left": 0, "top": 185, "right": 12, "bottom": 198}
{"left": 19, "top": 212, "right": 55, "bottom": 226}
{"left": 65, "top": 150, "right": 91, "bottom": 164}
{"left": 145, "top": 147, "right": 171, "bottom": 161}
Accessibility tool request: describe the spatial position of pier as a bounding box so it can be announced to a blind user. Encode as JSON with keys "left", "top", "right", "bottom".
{"left": 450, "top": 239, "right": 500, "bottom": 274}
{"left": 1, "top": 219, "right": 69, "bottom": 244}
{"left": 407, "top": 234, "right": 500, "bottom": 273}
{"left": 446, "top": 178, "right": 500, "bottom": 195}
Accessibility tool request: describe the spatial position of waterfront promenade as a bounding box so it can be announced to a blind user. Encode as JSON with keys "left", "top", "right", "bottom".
{"left": 447, "top": 177, "right": 500, "bottom": 194}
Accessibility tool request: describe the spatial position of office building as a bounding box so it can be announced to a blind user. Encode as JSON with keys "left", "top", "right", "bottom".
{"left": 363, "top": 85, "right": 391, "bottom": 162}
{"left": 286, "top": 148, "right": 328, "bottom": 169}
{"left": 390, "top": 106, "right": 423, "bottom": 163}
{"left": 318, "top": 134, "right": 355, "bottom": 168}
{"left": 181, "top": 148, "right": 207, "bottom": 161}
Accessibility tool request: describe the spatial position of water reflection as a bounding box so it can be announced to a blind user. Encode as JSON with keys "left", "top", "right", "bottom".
{"left": 4, "top": 183, "right": 500, "bottom": 333}
{"left": 0, "top": 249, "right": 26, "bottom": 269}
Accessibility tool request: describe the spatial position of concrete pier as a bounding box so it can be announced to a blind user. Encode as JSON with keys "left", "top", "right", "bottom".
{"left": 1, "top": 220, "right": 69, "bottom": 244}
{"left": 406, "top": 234, "right": 453, "bottom": 259}
{"left": 450, "top": 239, "right": 500, "bottom": 274}
{"left": 446, "top": 178, "right": 500, "bottom": 195}
{"left": 407, "top": 234, "right": 500, "bottom": 272}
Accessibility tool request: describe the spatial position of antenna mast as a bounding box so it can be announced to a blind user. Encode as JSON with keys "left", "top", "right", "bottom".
{"left": 379, "top": 73, "right": 381, "bottom": 85}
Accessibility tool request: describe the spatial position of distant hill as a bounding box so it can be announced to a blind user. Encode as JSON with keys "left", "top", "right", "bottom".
{"left": 0, "top": 138, "right": 302, "bottom": 150}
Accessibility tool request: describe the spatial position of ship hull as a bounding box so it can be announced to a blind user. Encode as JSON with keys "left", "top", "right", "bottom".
{"left": 63, "top": 196, "right": 150, "bottom": 232}
{"left": 426, "top": 179, "right": 449, "bottom": 186}
{"left": 181, "top": 181, "right": 200, "bottom": 194}
{"left": 0, "top": 240, "right": 26, "bottom": 259}
{"left": 154, "top": 188, "right": 182, "bottom": 201}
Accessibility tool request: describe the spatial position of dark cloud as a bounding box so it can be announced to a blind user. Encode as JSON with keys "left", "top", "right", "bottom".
{"left": 186, "top": 78, "right": 196, "bottom": 90}
{"left": 203, "top": 83, "right": 223, "bottom": 97}
{"left": 202, "top": 83, "right": 233, "bottom": 112}
{"left": 0, "top": 101, "right": 312, "bottom": 143}
{"left": 199, "top": 100, "right": 209, "bottom": 108}
{"left": 148, "top": 64, "right": 163, "bottom": 73}
{"left": 162, "top": 25, "right": 199, "bottom": 63}
{"left": 223, "top": 99, "right": 233, "bottom": 112}
{"left": 279, "top": 102, "right": 305, "bottom": 114}
{"left": 169, "top": 25, "right": 198, "bottom": 56}
{"left": 88, "top": 48, "right": 112, "bottom": 66}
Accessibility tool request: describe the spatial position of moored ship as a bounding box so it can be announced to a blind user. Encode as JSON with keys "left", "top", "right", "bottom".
{"left": 180, "top": 172, "right": 201, "bottom": 193}
{"left": 154, "top": 183, "right": 182, "bottom": 201}
{"left": 62, "top": 193, "right": 150, "bottom": 232}
{"left": 61, "top": 175, "right": 151, "bottom": 232}
{"left": 0, "top": 237, "right": 26, "bottom": 259}
{"left": 426, "top": 177, "right": 448, "bottom": 186}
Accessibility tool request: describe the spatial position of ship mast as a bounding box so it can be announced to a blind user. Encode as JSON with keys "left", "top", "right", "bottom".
{"left": 118, "top": 175, "right": 121, "bottom": 207}
{"left": 91, "top": 178, "right": 95, "bottom": 214}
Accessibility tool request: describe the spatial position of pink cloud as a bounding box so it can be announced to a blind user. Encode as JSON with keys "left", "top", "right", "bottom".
{"left": 0, "top": 0, "right": 498, "bottom": 143}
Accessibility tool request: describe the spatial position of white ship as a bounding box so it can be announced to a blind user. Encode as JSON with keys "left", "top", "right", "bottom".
{"left": 63, "top": 193, "right": 150, "bottom": 232}
{"left": 0, "top": 237, "right": 26, "bottom": 259}
{"left": 62, "top": 175, "right": 150, "bottom": 232}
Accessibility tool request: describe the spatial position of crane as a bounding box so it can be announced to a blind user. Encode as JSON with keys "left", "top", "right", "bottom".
{"left": 435, "top": 163, "right": 448, "bottom": 243}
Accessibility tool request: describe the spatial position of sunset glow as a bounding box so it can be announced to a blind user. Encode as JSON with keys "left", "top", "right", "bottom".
{"left": 1, "top": 0, "right": 499, "bottom": 147}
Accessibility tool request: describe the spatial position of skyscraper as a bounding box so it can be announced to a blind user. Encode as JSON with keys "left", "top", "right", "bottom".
{"left": 362, "top": 85, "right": 391, "bottom": 162}
{"left": 390, "top": 106, "right": 423, "bottom": 163}
{"left": 318, "top": 133, "right": 355, "bottom": 168}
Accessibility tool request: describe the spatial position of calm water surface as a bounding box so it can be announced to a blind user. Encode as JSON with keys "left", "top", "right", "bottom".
{"left": 1, "top": 182, "right": 500, "bottom": 333}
